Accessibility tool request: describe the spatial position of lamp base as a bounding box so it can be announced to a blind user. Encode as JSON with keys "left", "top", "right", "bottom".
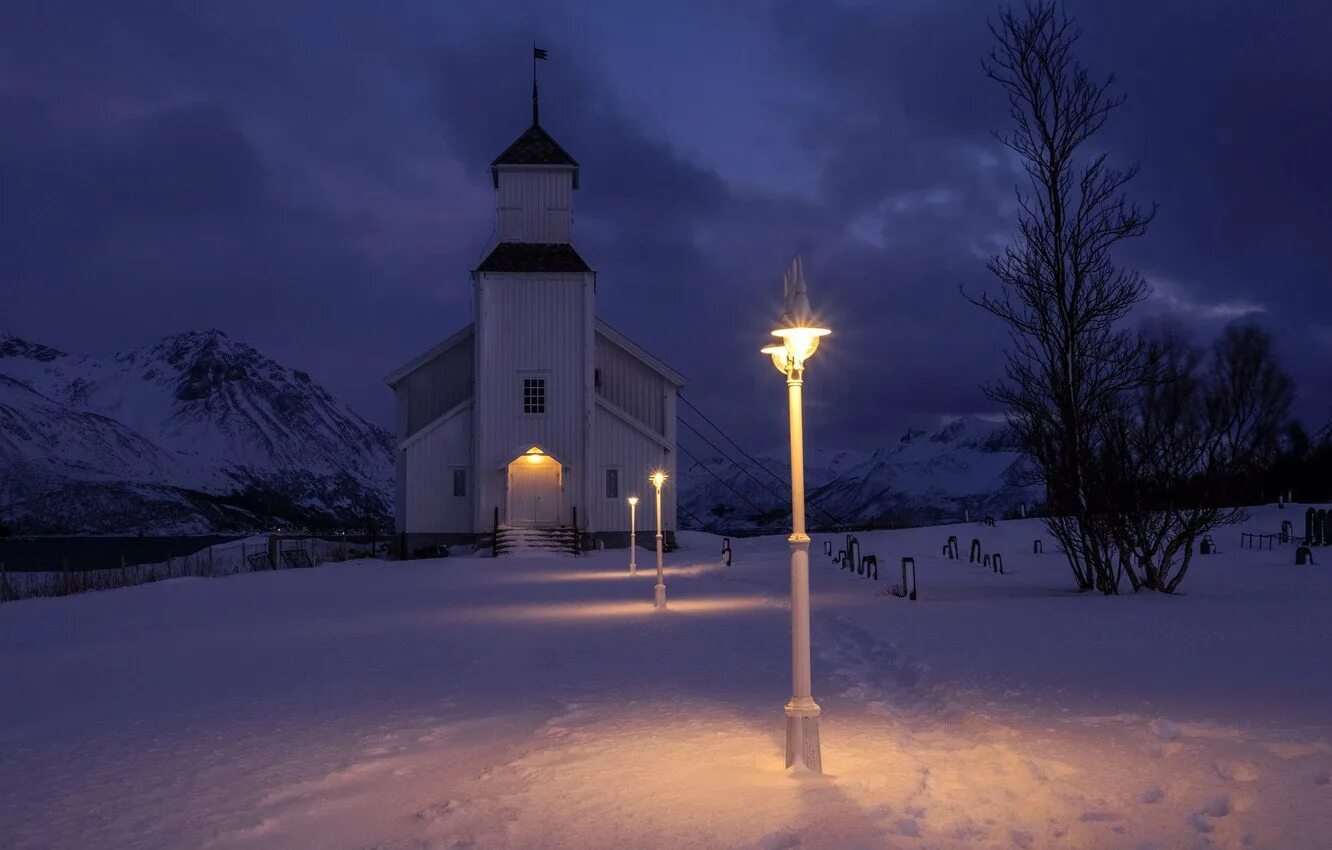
{"left": 784, "top": 700, "right": 822, "bottom": 773}
{"left": 629, "top": 564, "right": 637, "bottom": 575}
{"left": 654, "top": 583, "right": 667, "bottom": 608}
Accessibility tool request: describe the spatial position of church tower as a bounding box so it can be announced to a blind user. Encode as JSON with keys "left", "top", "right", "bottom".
{"left": 387, "top": 74, "right": 682, "bottom": 550}
{"left": 471, "top": 106, "right": 596, "bottom": 531}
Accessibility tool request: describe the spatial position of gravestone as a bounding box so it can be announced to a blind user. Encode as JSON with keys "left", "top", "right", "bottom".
{"left": 862, "top": 554, "right": 878, "bottom": 581}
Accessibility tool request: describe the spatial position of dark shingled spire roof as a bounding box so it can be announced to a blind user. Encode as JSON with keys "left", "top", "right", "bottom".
{"left": 490, "top": 123, "right": 579, "bottom": 188}
{"left": 475, "top": 242, "right": 591, "bottom": 274}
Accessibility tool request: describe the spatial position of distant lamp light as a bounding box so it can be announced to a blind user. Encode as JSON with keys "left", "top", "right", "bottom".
{"left": 649, "top": 470, "right": 668, "bottom": 608}
{"left": 627, "top": 496, "right": 640, "bottom": 575}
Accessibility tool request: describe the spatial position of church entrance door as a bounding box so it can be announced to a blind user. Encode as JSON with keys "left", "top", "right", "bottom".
{"left": 507, "top": 448, "right": 563, "bottom": 527}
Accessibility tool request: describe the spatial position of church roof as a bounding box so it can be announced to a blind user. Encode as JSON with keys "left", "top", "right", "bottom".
{"left": 474, "top": 242, "right": 592, "bottom": 274}
{"left": 490, "top": 123, "right": 579, "bottom": 187}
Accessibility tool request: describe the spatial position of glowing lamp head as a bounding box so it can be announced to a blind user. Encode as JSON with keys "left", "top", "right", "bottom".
{"left": 649, "top": 470, "right": 667, "bottom": 491}
{"left": 627, "top": 496, "right": 639, "bottom": 507}
{"left": 761, "top": 256, "right": 830, "bottom": 374}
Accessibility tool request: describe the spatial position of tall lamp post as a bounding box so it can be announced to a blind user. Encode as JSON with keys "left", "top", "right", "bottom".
{"left": 650, "top": 471, "right": 667, "bottom": 608}
{"left": 627, "top": 496, "right": 639, "bottom": 575}
{"left": 760, "top": 255, "right": 830, "bottom": 774}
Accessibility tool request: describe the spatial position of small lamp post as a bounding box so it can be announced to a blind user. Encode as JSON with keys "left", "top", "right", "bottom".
{"left": 627, "top": 496, "right": 639, "bottom": 575}
{"left": 760, "top": 255, "right": 829, "bottom": 774}
{"left": 650, "top": 470, "right": 667, "bottom": 608}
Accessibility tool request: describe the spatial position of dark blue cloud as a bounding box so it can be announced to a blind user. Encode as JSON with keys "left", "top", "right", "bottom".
{"left": 2, "top": 0, "right": 1329, "bottom": 453}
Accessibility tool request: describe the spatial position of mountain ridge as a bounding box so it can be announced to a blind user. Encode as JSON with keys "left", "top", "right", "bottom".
{"left": 0, "top": 330, "right": 392, "bottom": 534}
{"left": 679, "top": 415, "right": 1039, "bottom": 532}
{"left": 1, "top": 331, "right": 1038, "bottom": 536}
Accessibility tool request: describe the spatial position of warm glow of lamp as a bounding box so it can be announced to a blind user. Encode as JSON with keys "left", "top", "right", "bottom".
{"left": 628, "top": 496, "right": 639, "bottom": 507}
{"left": 524, "top": 446, "right": 546, "bottom": 464}
{"left": 762, "top": 326, "right": 830, "bottom": 375}
{"left": 650, "top": 470, "right": 667, "bottom": 490}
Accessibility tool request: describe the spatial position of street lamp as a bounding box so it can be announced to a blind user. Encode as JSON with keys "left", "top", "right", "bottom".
{"left": 650, "top": 470, "right": 667, "bottom": 608}
{"left": 627, "top": 496, "right": 639, "bottom": 575}
{"left": 760, "top": 255, "right": 829, "bottom": 774}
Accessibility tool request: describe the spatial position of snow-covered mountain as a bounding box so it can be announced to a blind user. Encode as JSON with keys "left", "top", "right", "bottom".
{"left": 679, "top": 415, "right": 1040, "bottom": 532}
{"left": 1, "top": 330, "right": 1037, "bottom": 536}
{"left": 0, "top": 331, "right": 393, "bottom": 534}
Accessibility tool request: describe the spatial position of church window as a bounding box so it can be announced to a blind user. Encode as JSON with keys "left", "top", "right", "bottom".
{"left": 522, "top": 377, "right": 546, "bottom": 415}
{"left": 604, "top": 468, "right": 620, "bottom": 499}
{"left": 452, "top": 468, "right": 467, "bottom": 498}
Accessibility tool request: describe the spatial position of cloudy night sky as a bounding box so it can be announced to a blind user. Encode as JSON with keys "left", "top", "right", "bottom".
{"left": 4, "top": 0, "right": 1330, "bottom": 453}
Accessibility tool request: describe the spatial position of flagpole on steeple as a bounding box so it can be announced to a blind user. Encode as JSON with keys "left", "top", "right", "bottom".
{"left": 532, "top": 44, "right": 548, "bottom": 126}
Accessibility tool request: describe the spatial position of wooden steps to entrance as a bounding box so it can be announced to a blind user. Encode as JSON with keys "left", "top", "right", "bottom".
{"left": 494, "top": 526, "right": 579, "bottom": 557}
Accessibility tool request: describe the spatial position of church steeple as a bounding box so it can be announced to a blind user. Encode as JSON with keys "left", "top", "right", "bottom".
{"left": 480, "top": 82, "right": 585, "bottom": 254}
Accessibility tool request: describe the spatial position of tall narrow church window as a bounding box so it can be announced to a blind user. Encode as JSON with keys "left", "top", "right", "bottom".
{"left": 604, "top": 468, "right": 620, "bottom": 499}
{"left": 452, "top": 468, "right": 467, "bottom": 498}
{"left": 522, "top": 377, "right": 546, "bottom": 415}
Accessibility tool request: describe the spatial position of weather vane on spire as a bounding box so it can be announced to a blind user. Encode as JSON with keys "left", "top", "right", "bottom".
{"left": 532, "top": 44, "right": 548, "bottom": 125}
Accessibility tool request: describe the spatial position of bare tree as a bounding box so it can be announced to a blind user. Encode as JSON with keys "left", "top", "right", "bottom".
{"left": 1205, "top": 324, "right": 1294, "bottom": 484}
{"left": 970, "top": 0, "right": 1155, "bottom": 591}
{"left": 1092, "top": 322, "right": 1294, "bottom": 593}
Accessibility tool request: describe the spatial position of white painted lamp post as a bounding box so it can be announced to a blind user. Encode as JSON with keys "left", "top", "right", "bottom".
{"left": 627, "top": 496, "right": 639, "bottom": 575}
{"left": 760, "top": 255, "right": 830, "bottom": 773}
{"left": 650, "top": 470, "right": 667, "bottom": 608}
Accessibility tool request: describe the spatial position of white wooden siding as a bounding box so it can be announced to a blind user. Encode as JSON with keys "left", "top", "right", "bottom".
{"left": 595, "top": 332, "right": 666, "bottom": 435}
{"left": 398, "top": 333, "right": 474, "bottom": 438}
{"left": 590, "top": 405, "right": 676, "bottom": 532}
{"left": 403, "top": 406, "right": 473, "bottom": 533}
{"left": 473, "top": 272, "right": 592, "bottom": 528}
{"left": 497, "top": 170, "right": 574, "bottom": 243}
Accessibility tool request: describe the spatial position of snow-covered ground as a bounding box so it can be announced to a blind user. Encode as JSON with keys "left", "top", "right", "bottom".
{"left": 2, "top": 505, "right": 1329, "bottom": 849}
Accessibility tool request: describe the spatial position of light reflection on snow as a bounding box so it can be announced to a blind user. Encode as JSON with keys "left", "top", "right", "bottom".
{"left": 494, "top": 562, "right": 731, "bottom": 584}
{"left": 449, "top": 595, "right": 778, "bottom": 623}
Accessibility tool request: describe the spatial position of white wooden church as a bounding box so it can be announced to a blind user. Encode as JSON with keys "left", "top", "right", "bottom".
{"left": 386, "top": 96, "right": 684, "bottom": 549}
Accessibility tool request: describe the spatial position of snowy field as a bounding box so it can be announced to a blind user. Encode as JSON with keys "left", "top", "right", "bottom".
{"left": 2, "top": 506, "right": 1329, "bottom": 849}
